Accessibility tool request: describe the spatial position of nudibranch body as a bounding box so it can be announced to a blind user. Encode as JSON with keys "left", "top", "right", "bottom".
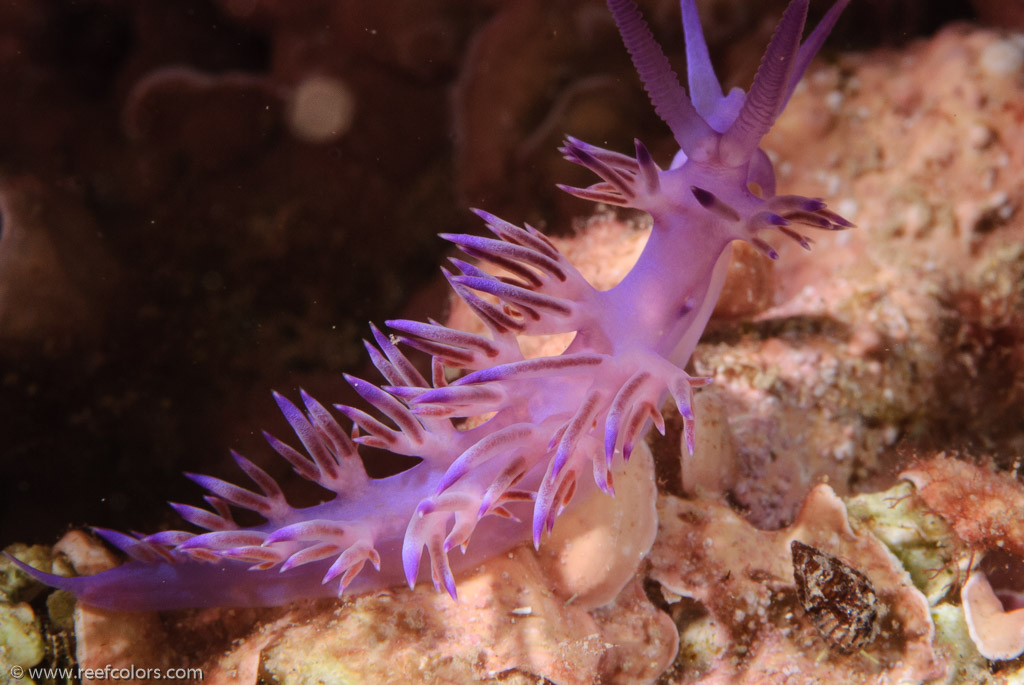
{"left": 12, "top": 0, "right": 851, "bottom": 610}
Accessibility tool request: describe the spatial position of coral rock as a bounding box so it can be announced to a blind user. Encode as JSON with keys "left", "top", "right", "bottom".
{"left": 649, "top": 485, "right": 945, "bottom": 683}
{"left": 901, "top": 455, "right": 1024, "bottom": 560}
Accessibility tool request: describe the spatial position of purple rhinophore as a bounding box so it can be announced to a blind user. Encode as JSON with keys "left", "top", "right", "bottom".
{"left": 8, "top": 0, "right": 852, "bottom": 611}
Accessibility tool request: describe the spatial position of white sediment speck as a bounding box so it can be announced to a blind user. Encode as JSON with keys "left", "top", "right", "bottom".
{"left": 980, "top": 39, "right": 1024, "bottom": 78}
{"left": 837, "top": 198, "right": 858, "bottom": 223}
{"left": 825, "top": 90, "right": 844, "bottom": 112}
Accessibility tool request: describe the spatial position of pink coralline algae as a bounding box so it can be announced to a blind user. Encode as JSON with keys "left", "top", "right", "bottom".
{"left": 10, "top": 0, "right": 852, "bottom": 612}
{"left": 902, "top": 455, "right": 1024, "bottom": 661}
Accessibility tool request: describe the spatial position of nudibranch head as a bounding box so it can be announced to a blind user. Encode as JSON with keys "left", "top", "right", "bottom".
{"left": 562, "top": 0, "right": 854, "bottom": 258}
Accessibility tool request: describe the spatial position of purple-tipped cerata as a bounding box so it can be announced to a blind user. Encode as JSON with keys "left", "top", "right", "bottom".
{"left": 8, "top": 0, "right": 852, "bottom": 611}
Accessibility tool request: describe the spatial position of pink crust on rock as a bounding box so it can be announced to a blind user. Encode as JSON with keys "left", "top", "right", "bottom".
{"left": 901, "top": 455, "right": 1024, "bottom": 661}
{"left": 962, "top": 571, "right": 1024, "bottom": 661}
{"left": 9, "top": 0, "right": 851, "bottom": 611}
{"left": 649, "top": 485, "right": 946, "bottom": 682}
{"left": 901, "top": 454, "right": 1024, "bottom": 560}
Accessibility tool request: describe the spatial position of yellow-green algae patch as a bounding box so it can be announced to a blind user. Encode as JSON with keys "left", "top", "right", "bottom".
{"left": 847, "top": 481, "right": 1024, "bottom": 683}
{"left": 845, "top": 482, "right": 958, "bottom": 605}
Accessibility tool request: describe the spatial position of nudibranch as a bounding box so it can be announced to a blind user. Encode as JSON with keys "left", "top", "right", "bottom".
{"left": 11, "top": 0, "right": 852, "bottom": 610}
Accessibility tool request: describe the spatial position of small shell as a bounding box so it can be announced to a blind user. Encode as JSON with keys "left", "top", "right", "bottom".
{"left": 791, "top": 540, "right": 882, "bottom": 653}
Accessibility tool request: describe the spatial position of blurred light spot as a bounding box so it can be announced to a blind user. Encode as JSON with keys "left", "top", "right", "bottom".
{"left": 288, "top": 75, "right": 356, "bottom": 144}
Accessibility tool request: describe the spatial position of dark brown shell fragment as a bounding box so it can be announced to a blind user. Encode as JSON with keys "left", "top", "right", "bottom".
{"left": 791, "top": 540, "right": 882, "bottom": 653}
